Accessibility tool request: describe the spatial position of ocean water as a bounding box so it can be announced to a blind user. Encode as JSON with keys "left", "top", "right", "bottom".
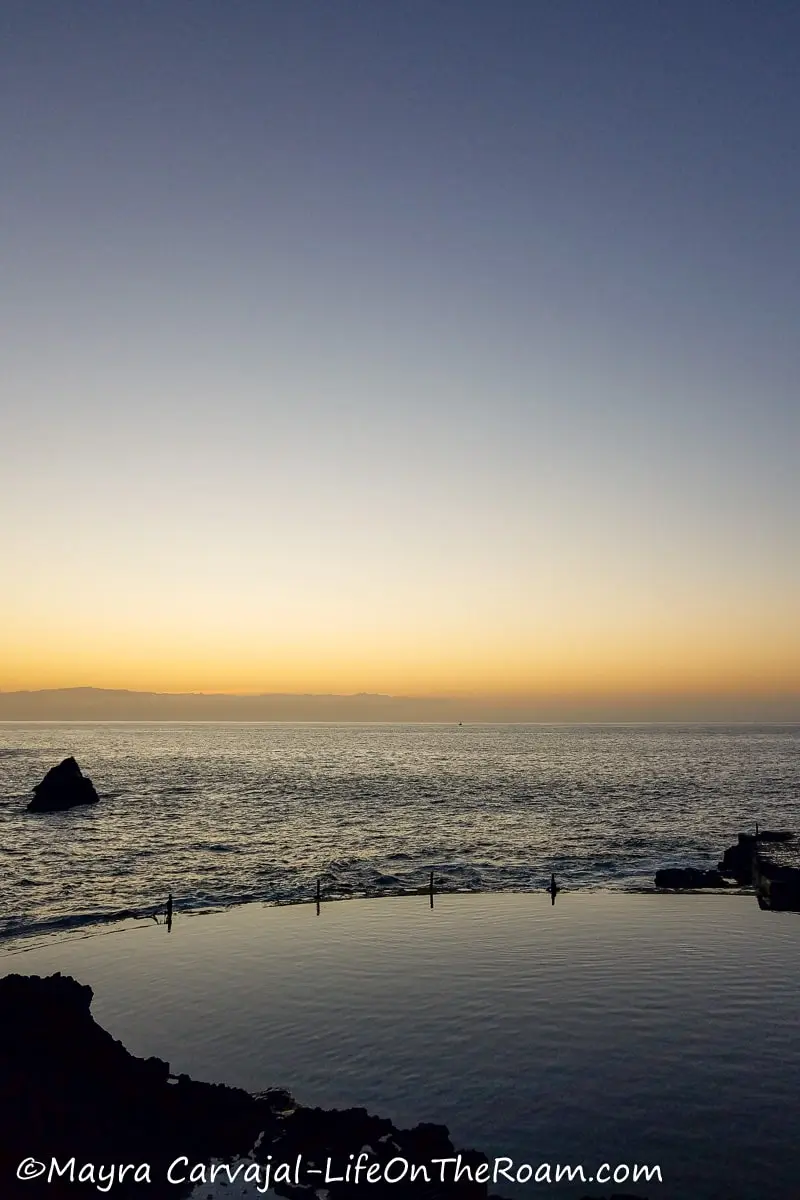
{"left": 1, "top": 722, "right": 798, "bottom": 944}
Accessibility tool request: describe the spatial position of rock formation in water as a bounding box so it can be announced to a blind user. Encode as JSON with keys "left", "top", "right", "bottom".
{"left": 26, "top": 756, "right": 99, "bottom": 812}
{"left": 655, "top": 829, "right": 797, "bottom": 895}
{"left": 752, "top": 837, "right": 800, "bottom": 912}
{"left": 654, "top": 867, "right": 728, "bottom": 889}
{"left": 717, "top": 830, "right": 794, "bottom": 884}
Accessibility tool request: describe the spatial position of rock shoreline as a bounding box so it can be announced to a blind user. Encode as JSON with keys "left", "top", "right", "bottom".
{"left": 0, "top": 973, "right": 646, "bottom": 1200}
{"left": 655, "top": 829, "right": 800, "bottom": 911}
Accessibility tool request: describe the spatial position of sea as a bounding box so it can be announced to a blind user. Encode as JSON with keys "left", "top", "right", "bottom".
{"left": 1, "top": 722, "right": 798, "bottom": 946}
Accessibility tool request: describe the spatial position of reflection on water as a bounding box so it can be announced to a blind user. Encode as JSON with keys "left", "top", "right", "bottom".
{"left": 7, "top": 892, "right": 800, "bottom": 1199}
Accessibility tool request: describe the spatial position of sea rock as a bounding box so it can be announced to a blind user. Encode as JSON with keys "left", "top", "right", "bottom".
{"left": 0, "top": 972, "right": 506, "bottom": 1200}
{"left": 654, "top": 867, "right": 728, "bottom": 889}
{"left": 753, "top": 838, "right": 800, "bottom": 912}
{"left": 718, "top": 831, "right": 794, "bottom": 884}
{"left": 718, "top": 836, "right": 756, "bottom": 883}
{"left": 26, "top": 756, "right": 99, "bottom": 812}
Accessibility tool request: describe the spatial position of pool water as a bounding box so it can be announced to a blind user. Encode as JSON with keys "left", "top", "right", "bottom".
{"left": 6, "top": 892, "right": 799, "bottom": 1199}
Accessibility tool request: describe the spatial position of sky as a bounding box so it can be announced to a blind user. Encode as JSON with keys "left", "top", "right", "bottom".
{"left": 1, "top": 1, "right": 798, "bottom": 714}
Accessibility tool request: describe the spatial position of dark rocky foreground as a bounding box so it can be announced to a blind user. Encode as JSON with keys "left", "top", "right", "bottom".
{"left": 0, "top": 973, "right": 646, "bottom": 1200}
{"left": 26, "top": 756, "right": 100, "bottom": 812}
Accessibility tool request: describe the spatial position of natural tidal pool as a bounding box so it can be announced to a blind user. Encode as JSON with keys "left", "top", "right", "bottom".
{"left": 5, "top": 892, "right": 800, "bottom": 1198}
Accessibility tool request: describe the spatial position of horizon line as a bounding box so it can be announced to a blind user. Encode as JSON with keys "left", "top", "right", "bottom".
{"left": 2, "top": 719, "right": 798, "bottom": 728}
{"left": 3, "top": 685, "right": 800, "bottom": 698}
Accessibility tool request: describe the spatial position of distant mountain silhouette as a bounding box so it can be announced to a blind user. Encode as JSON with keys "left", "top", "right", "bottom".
{"left": 0, "top": 687, "right": 797, "bottom": 722}
{"left": 0, "top": 688, "right": 454, "bottom": 722}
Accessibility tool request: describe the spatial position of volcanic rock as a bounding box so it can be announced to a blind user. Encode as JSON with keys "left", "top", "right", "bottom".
{"left": 654, "top": 867, "right": 728, "bottom": 889}
{"left": 753, "top": 838, "right": 800, "bottom": 912}
{"left": 26, "top": 756, "right": 99, "bottom": 812}
{"left": 718, "top": 831, "right": 794, "bottom": 884}
{"left": 0, "top": 972, "right": 507, "bottom": 1199}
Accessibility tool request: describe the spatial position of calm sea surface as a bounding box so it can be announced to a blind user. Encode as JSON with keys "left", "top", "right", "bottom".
{"left": 1, "top": 723, "right": 798, "bottom": 944}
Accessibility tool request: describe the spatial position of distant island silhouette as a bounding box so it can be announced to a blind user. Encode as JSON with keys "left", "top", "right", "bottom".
{"left": 0, "top": 687, "right": 797, "bottom": 722}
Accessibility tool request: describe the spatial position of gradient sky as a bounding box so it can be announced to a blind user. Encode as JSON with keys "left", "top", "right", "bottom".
{"left": 2, "top": 1, "right": 798, "bottom": 705}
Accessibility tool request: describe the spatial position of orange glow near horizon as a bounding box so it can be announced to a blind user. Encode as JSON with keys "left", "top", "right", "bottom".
{"left": 2, "top": 606, "right": 798, "bottom": 699}
{"left": 2, "top": 510, "right": 798, "bottom": 709}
